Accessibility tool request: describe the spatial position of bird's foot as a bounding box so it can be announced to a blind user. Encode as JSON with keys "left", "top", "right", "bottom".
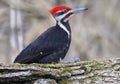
{"left": 72, "top": 57, "right": 80, "bottom": 62}
{"left": 60, "top": 57, "right": 80, "bottom": 64}
{"left": 60, "top": 61, "right": 71, "bottom": 64}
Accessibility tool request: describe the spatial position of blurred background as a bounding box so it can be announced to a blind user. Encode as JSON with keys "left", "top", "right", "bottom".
{"left": 0, "top": 0, "right": 120, "bottom": 64}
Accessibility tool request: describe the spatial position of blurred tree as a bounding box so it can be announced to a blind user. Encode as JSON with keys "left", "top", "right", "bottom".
{"left": 10, "top": 0, "right": 24, "bottom": 52}
{"left": 0, "top": 0, "right": 120, "bottom": 64}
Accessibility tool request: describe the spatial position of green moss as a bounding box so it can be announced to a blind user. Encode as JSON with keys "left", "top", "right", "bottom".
{"left": 58, "top": 79, "right": 90, "bottom": 84}
{"left": 8, "top": 63, "right": 26, "bottom": 69}
{"left": 58, "top": 79, "right": 73, "bottom": 84}
{"left": 84, "top": 65, "right": 92, "bottom": 73}
{"left": 51, "top": 67, "right": 72, "bottom": 78}
{"left": 31, "top": 70, "right": 47, "bottom": 76}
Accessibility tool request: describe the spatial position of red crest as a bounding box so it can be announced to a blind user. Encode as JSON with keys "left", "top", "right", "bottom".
{"left": 49, "top": 5, "right": 72, "bottom": 16}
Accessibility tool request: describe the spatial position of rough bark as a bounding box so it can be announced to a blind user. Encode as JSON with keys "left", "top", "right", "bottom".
{"left": 0, "top": 58, "right": 119, "bottom": 84}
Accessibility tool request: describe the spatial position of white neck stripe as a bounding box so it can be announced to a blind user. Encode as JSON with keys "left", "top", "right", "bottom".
{"left": 58, "top": 21, "right": 70, "bottom": 38}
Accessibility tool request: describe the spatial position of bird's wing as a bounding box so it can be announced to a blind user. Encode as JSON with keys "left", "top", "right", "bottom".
{"left": 14, "top": 38, "right": 58, "bottom": 63}
{"left": 14, "top": 27, "right": 64, "bottom": 63}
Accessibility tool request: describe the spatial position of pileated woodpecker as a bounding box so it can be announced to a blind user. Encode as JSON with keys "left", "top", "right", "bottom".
{"left": 14, "top": 5, "right": 88, "bottom": 64}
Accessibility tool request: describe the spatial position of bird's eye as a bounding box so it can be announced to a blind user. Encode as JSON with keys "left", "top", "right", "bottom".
{"left": 63, "top": 9, "right": 68, "bottom": 13}
{"left": 55, "top": 9, "right": 68, "bottom": 16}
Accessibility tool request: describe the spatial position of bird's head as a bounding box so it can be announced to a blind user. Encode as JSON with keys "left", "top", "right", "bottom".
{"left": 49, "top": 5, "right": 88, "bottom": 22}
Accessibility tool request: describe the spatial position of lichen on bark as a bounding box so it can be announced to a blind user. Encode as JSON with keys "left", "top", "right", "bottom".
{"left": 0, "top": 58, "right": 119, "bottom": 84}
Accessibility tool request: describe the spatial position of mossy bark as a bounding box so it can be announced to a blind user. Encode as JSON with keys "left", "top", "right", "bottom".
{"left": 0, "top": 59, "right": 119, "bottom": 84}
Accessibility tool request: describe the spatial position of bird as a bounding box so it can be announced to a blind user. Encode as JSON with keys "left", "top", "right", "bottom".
{"left": 14, "top": 5, "right": 88, "bottom": 64}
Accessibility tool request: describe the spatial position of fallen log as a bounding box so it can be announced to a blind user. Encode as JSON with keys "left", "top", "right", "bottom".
{"left": 0, "top": 58, "right": 119, "bottom": 84}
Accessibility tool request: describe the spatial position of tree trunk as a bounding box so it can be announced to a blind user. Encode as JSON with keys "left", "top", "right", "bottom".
{"left": 0, "top": 58, "right": 119, "bottom": 84}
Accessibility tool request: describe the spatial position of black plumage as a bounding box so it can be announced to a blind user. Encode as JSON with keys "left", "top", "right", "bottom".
{"left": 14, "top": 5, "right": 87, "bottom": 64}
{"left": 14, "top": 21, "right": 71, "bottom": 64}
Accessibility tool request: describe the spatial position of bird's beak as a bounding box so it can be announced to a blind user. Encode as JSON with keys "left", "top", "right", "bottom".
{"left": 71, "top": 8, "right": 88, "bottom": 14}
{"left": 63, "top": 7, "right": 88, "bottom": 22}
